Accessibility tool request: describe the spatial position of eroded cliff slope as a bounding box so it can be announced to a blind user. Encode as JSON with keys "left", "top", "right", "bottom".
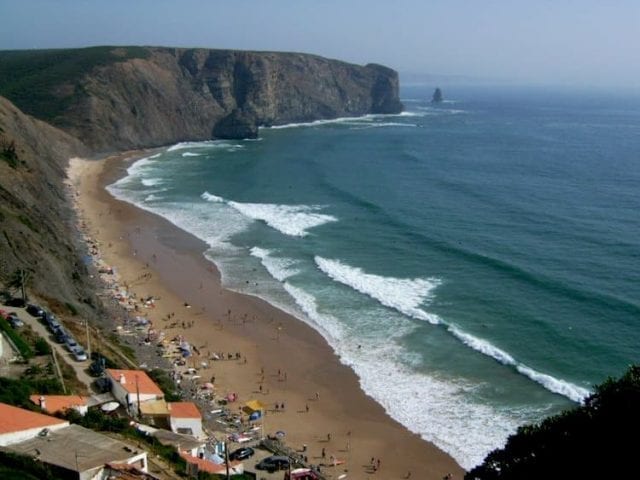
{"left": 0, "top": 96, "right": 97, "bottom": 312}
{"left": 0, "top": 46, "right": 402, "bottom": 152}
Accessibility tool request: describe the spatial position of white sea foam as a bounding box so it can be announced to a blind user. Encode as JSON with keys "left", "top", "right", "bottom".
{"left": 350, "top": 344, "right": 521, "bottom": 470}
{"left": 448, "top": 325, "right": 516, "bottom": 365}
{"left": 448, "top": 325, "right": 590, "bottom": 403}
{"left": 416, "top": 106, "right": 467, "bottom": 115}
{"left": 349, "top": 122, "right": 418, "bottom": 129}
{"left": 167, "top": 141, "right": 219, "bottom": 152}
{"left": 141, "top": 178, "right": 164, "bottom": 187}
{"left": 278, "top": 281, "right": 520, "bottom": 469}
{"left": 202, "top": 191, "right": 337, "bottom": 237}
{"left": 201, "top": 192, "right": 225, "bottom": 203}
{"left": 182, "top": 152, "right": 202, "bottom": 157}
{"left": 167, "top": 140, "right": 245, "bottom": 152}
{"left": 314, "top": 256, "right": 590, "bottom": 403}
{"left": 250, "top": 247, "right": 300, "bottom": 282}
{"left": 314, "top": 256, "right": 441, "bottom": 324}
{"left": 230, "top": 202, "right": 337, "bottom": 237}
{"left": 144, "top": 194, "right": 161, "bottom": 202}
{"left": 516, "top": 366, "right": 591, "bottom": 403}
{"left": 282, "top": 283, "right": 346, "bottom": 342}
{"left": 266, "top": 112, "right": 423, "bottom": 130}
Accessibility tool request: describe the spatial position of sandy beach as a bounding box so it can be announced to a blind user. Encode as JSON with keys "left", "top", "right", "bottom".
{"left": 68, "top": 152, "right": 465, "bottom": 480}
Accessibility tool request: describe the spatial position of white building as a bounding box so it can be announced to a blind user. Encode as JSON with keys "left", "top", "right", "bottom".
{"left": 168, "top": 402, "right": 203, "bottom": 438}
{"left": 106, "top": 368, "right": 164, "bottom": 416}
{"left": 0, "top": 402, "right": 69, "bottom": 446}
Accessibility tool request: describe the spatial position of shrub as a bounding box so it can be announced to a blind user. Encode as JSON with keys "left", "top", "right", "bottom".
{"left": 34, "top": 337, "right": 52, "bottom": 355}
{"left": 147, "top": 368, "right": 182, "bottom": 402}
{"left": 0, "top": 316, "right": 33, "bottom": 359}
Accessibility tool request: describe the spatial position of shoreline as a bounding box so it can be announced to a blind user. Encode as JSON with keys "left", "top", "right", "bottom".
{"left": 69, "top": 151, "right": 465, "bottom": 479}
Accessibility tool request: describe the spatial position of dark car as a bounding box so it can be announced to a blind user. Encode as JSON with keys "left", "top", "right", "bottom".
{"left": 89, "top": 356, "right": 106, "bottom": 377}
{"left": 54, "top": 327, "right": 68, "bottom": 344}
{"left": 4, "top": 297, "right": 26, "bottom": 307}
{"left": 256, "top": 456, "right": 290, "bottom": 472}
{"left": 26, "top": 304, "right": 44, "bottom": 317}
{"left": 94, "top": 376, "right": 112, "bottom": 393}
{"left": 229, "top": 447, "right": 255, "bottom": 461}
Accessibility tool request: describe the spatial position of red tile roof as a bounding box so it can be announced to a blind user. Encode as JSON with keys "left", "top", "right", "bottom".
{"left": 169, "top": 402, "right": 201, "bottom": 419}
{"left": 0, "top": 402, "right": 68, "bottom": 434}
{"left": 106, "top": 369, "right": 163, "bottom": 396}
{"left": 29, "top": 395, "right": 87, "bottom": 415}
{"left": 179, "top": 452, "right": 241, "bottom": 474}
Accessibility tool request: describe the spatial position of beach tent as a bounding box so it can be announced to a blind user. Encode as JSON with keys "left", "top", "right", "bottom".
{"left": 249, "top": 411, "right": 261, "bottom": 421}
{"left": 242, "top": 399, "right": 266, "bottom": 415}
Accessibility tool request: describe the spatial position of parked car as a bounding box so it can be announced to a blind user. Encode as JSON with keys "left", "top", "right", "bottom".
{"left": 4, "top": 297, "right": 26, "bottom": 307}
{"left": 89, "top": 357, "right": 106, "bottom": 377}
{"left": 229, "top": 447, "right": 255, "bottom": 461}
{"left": 54, "top": 327, "right": 68, "bottom": 344}
{"left": 26, "top": 304, "right": 44, "bottom": 317}
{"left": 94, "top": 376, "right": 112, "bottom": 393}
{"left": 8, "top": 314, "right": 24, "bottom": 328}
{"left": 44, "top": 313, "right": 61, "bottom": 332}
{"left": 72, "top": 346, "right": 88, "bottom": 362}
{"left": 256, "top": 456, "right": 290, "bottom": 472}
{"left": 65, "top": 336, "right": 78, "bottom": 351}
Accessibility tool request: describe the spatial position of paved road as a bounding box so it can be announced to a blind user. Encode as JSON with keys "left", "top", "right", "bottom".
{"left": 2, "top": 305, "right": 94, "bottom": 391}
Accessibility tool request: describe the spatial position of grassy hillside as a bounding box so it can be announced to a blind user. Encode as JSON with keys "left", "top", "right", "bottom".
{"left": 0, "top": 46, "right": 149, "bottom": 121}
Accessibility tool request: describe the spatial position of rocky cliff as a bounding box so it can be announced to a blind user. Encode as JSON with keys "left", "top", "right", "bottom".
{"left": 0, "top": 46, "right": 402, "bottom": 153}
{"left": 0, "top": 96, "right": 97, "bottom": 313}
{"left": 0, "top": 45, "right": 402, "bottom": 312}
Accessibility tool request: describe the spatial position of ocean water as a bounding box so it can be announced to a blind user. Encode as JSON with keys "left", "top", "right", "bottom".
{"left": 108, "top": 85, "right": 640, "bottom": 469}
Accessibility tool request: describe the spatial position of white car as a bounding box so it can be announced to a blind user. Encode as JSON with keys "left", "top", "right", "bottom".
{"left": 72, "top": 346, "right": 88, "bottom": 362}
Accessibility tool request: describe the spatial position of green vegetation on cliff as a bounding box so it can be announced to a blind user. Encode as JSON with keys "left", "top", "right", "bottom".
{"left": 467, "top": 365, "right": 640, "bottom": 479}
{"left": 0, "top": 46, "right": 149, "bottom": 121}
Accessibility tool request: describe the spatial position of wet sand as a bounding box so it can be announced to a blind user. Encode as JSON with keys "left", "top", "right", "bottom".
{"left": 68, "top": 153, "right": 465, "bottom": 480}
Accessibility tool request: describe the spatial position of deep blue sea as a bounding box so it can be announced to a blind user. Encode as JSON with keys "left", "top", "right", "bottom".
{"left": 109, "top": 85, "right": 640, "bottom": 469}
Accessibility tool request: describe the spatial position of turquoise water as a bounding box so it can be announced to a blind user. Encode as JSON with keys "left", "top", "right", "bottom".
{"left": 109, "top": 86, "right": 640, "bottom": 468}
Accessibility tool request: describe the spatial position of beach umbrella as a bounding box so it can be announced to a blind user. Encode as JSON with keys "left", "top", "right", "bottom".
{"left": 275, "top": 430, "right": 285, "bottom": 438}
{"left": 101, "top": 401, "right": 120, "bottom": 412}
{"left": 203, "top": 382, "right": 214, "bottom": 390}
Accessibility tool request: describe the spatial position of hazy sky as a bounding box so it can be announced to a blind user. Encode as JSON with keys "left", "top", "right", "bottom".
{"left": 1, "top": 0, "right": 638, "bottom": 87}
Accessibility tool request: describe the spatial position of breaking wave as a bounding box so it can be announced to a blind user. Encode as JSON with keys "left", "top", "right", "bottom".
{"left": 201, "top": 191, "right": 337, "bottom": 237}
{"left": 250, "top": 247, "right": 300, "bottom": 282}
{"left": 314, "top": 256, "right": 441, "bottom": 324}
{"left": 314, "top": 256, "right": 591, "bottom": 403}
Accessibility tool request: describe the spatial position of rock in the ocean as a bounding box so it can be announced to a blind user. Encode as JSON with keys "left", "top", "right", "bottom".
{"left": 432, "top": 87, "right": 443, "bottom": 103}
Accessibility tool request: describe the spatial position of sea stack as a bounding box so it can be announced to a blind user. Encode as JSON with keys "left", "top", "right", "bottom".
{"left": 432, "top": 87, "right": 443, "bottom": 103}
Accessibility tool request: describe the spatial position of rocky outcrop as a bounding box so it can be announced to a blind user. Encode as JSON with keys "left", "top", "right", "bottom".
{"left": 0, "top": 47, "right": 403, "bottom": 153}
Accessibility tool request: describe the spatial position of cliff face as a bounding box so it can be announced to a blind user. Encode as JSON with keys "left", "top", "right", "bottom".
{"left": 0, "top": 47, "right": 403, "bottom": 153}
{"left": 0, "top": 97, "right": 96, "bottom": 312}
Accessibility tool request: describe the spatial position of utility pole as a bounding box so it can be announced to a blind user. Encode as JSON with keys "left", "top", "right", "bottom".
{"left": 51, "top": 350, "right": 67, "bottom": 394}
{"left": 85, "top": 320, "right": 91, "bottom": 358}
{"left": 20, "top": 269, "right": 26, "bottom": 302}
{"left": 224, "top": 440, "right": 230, "bottom": 480}
{"left": 135, "top": 375, "right": 141, "bottom": 419}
